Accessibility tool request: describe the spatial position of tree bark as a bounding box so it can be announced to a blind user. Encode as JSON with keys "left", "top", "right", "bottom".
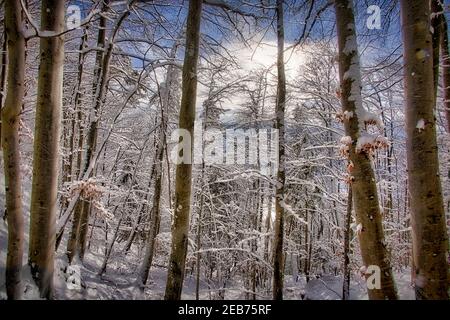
{"left": 164, "top": 0, "right": 202, "bottom": 300}
{"left": 195, "top": 93, "right": 210, "bottom": 300}
{"left": 0, "top": 30, "right": 7, "bottom": 148}
{"left": 63, "top": 32, "right": 87, "bottom": 257}
{"left": 67, "top": 0, "right": 113, "bottom": 262}
{"left": 61, "top": 31, "right": 88, "bottom": 214}
{"left": 3, "top": 0, "right": 25, "bottom": 300}
{"left": 401, "top": 0, "right": 449, "bottom": 299}
{"left": 139, "top": 141, "right": 164, "bottom": 286}
{"left": 442, "top": 12, "right": 450, "bottom": 133}
{"left": 335, "top": 0, "right": 398, "bottom": 300}
{"left": 28, "top": 0, "right": 65, "bottom": 299}
{"left": 139, "top": 41, "right": 178, "bottom": 285}
{"left": 431, "top": 0, "right": 443, "bottom": 100}
{"left": 272, "top": 0, "right": 286, "bottom": 301}
{"left": 342, "top": 184, "right": 352, "bottom": 300}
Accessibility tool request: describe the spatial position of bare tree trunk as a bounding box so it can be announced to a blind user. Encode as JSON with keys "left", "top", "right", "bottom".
{"left": 0, "top": 30, "right": 7, "bottom": 148}
{"left": 194, "top": 132, "right": 207, "bottom": 300}
{"left": 98, "top": 214, "right": 124, "bottom": 276}
{"left": 431, "top": 0, "right": 443, "bottom": 99}
{"left": 67, "top": 200, "right": 83, "bottom": 262}
{"left": 63, "top": 32, "right": 88, "bottom": 258}
{"left": 334, "top": 0, "right": 397, "bottom": 300}
{"left": 401, "top": 0, "right": 449, "bottom": 299}
{"left": 124, "top": 179, "right": 152, "bottom": 253}
{"left": 304, "top": 205, "right": 310, "bottom": 283}
{"left": 139, "top": 130, "right": 165, "bottom": 286}
{"left": 28, "top": 0, "right": 65, "bottom": 299}
{"left": 442, "top": 13, "right": 450, "bottom": 133}
{"left": 2, "top": 0, "right": 25, "bottom": 300}
{"left": 61, "top": 31, "right": 88, "bottom": 215}
{"left": 124, "top": 144, "right": 158, "bottom": 253}
{"left": 342, "top": 185, "right": 352, "bottom": 300}
{"left": 272, "top": 0, "right": 286, "bottom": 301}
{"left": 164, "top": 0, "right": 202, "bottom": 300}
{"left": 194, "top": 186, "right": 204, "bottom": 300}
{"left": 67, "top": 0, "right": 115, "bottom": 261}
{"left": 264, "top": 191, "right": 272, "bottom": 263}
{"left": 139, "top": 41, "right": 178, "bottom": 285}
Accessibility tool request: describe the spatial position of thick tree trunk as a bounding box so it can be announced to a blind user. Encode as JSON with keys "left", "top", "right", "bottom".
{"left": 272, "top": 0, "right": 286, "bottom": 301}
{"left": 2, "top": 0, "right": 25, "bottom": 300}
{"left": 164, "top": 0, "right": 202, "bottom": 300}
{"left": 335, "top": 0, "right": 398, "bottom": 300}
{"left": 28, "top": 0, "right": 65, "bottom": 299}
{"left": 401, "top": 0, "right": 449, "bottom": 299}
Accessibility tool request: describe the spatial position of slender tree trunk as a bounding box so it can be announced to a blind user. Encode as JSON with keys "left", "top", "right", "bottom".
{"left": 76, "top": 201, "right": 91, "bottom": 259}
{"left": 194, "top": 132, "right": 207, "bottom": 300}
{"left": 335, "top": 0, "right": 398, "bottom": 300}
{"left": 62, "top": 32, "right": 88, "bottom": 257}
{"left": 98, "top": 214, "right": 124, "bottom": 276}
{"left": 194, "top": 186, "right": 204, "bottom": 300}
{"left": 28, "top": 0, "right": 65, "bottom": 299}
{"left": 441, "top": 3, "right": 450, "bottom": 222}
{"left": 342, "top": 185, "right": 352, "bottom": 300}
{"left": 2, "top": 0, "right": 25, "bottom": 300}
{"left": 442, "top": 13, "right": 450, "bottom": 133}
{"left": 263, "top": 181, "right": 273, "bottom": 291}
{"left": 264, "top": 192, "right": 272, "bottom": 262}
{"left": 0, "top": 30, "right": 7, "bottom": 148}
{"left": 139, "top": 41, "right": 178, "bottom": 285}
{"left": 67, "top": 0, "right": 114, "bottom": 261}
{"left": 99, "top": 139, "right": 147, "bottom": 275}
{"left": 431, "top": 0, "right": 443, "bottom": 99}
{"left": 272, "top": 0, "right": 286, "bottom": 301}
{"left": 124, "top": 156, "right": 157, "bottom": 253}
{"left": 164, "top": 0, "right": 202, "bottom": 300}
{"left": 66, "top": 200, "right": 83, "bottom": 263}
{"left": 401, "top": 0, "right": 449, "bottom": 299}
{"left": 304, "top": 206, "right": 310, "bottom": 282}
{"left": 61, "top": 31, "right": 88, "bottom": 214}
{"left": 78, "top": 0, "right": 138, "bottom": 261}
{"left": 139, "top": 130, "right": 165, "bottom": 286}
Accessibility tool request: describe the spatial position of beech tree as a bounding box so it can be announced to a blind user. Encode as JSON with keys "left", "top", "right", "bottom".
{"left": 334, "top": 0, "right": 398, "bottom": 300}
{"left": 2, "top": 0, "right": 25, "bottom": 300}
{"left": 164, "top": 0, "right": 203, "bottom": 300}
{"left": 0, "top": 0, "right": 448, "bottom": 302}
{"left": 272, "top": 0, "right": 286, "bottom": 301}
{"left": 139, "top": 42, "right": 179, "bottom": 286}
{"left": 28, "top": 0, "right": 65, "bottom": 299}
{"left": 441, "top": 9, "right": 450, "bottom": 133}
{"left": 400, "top": 0, "right": 449, "bottom": 299}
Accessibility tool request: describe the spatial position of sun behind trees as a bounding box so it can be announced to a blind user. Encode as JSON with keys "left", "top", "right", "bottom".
{"left": 0, "top": 0, "right": 449, "bottom": 301}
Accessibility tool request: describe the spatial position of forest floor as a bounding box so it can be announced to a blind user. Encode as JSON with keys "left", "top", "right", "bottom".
{"left": 0, "top": 178, "right": 415, "bottom": 300}
{"left": 0, "top": 216, "right": 416, "bottom": 300}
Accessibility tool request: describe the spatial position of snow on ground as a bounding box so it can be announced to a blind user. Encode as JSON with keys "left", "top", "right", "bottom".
{"left": 0, "top": 166, "right": 415, "bottom": 300}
